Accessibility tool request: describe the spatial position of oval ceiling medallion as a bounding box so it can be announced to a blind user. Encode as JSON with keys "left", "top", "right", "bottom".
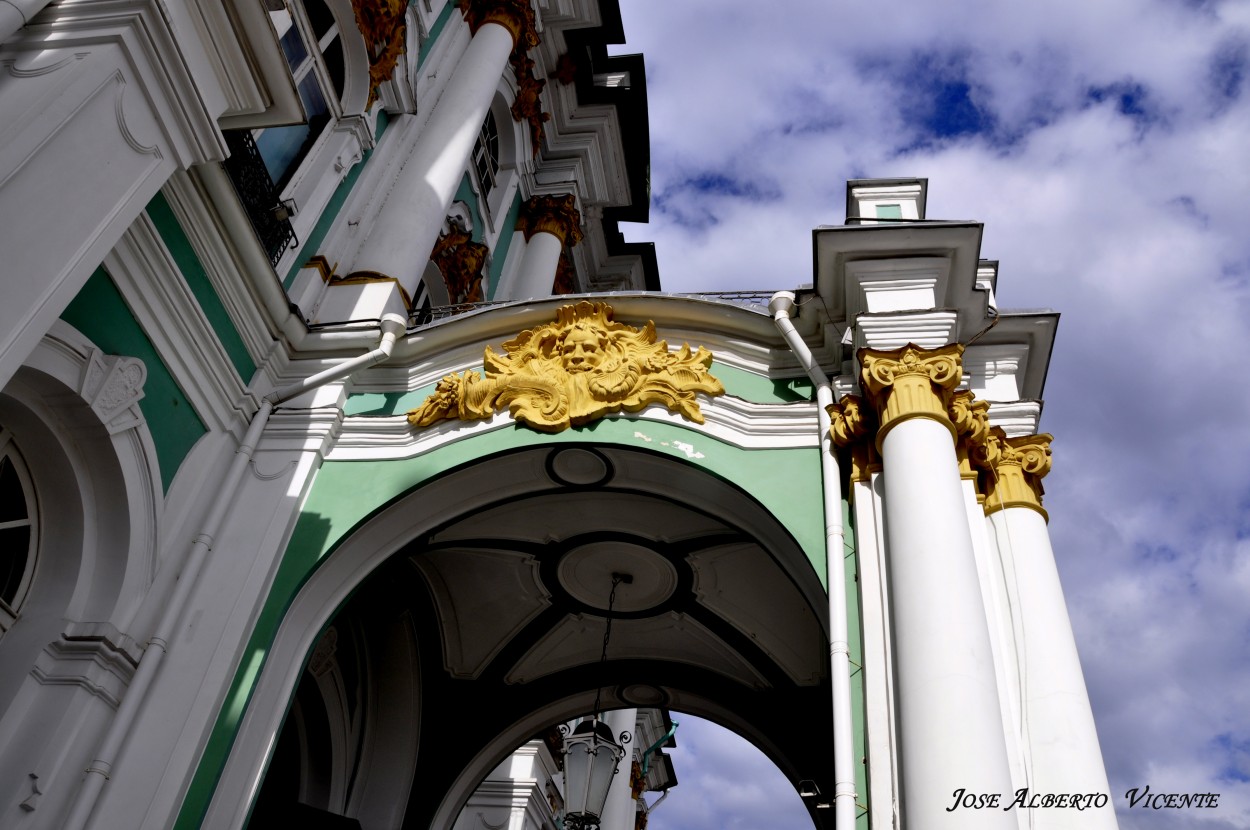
{"left": 548, "top": 447, "right": 612, "bottom": 486}
{"left": 557, "top": 541, "right": 678, "bottom": 613}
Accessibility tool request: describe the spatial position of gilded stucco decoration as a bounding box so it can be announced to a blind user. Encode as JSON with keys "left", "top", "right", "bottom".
{"left": 859, "top": 343, "right": 964, "bottom": 447}
{"left": 517, "top": 194, "right": 583, "bottom": 246}
{"left": 974, "top": 429, "right": 1053, "bottom": 519}
{"left": 432, "top": 223, "right": 488, "bottom": 304}
{"left": 826, "top": 395, "right": 879, "bottom": 483}
{"left": 948, "top": 389, "right": 993, "bottom": 493}
{"left": 350, "top": 0, "right": 408, "bottom": 105}
{"left": 510, "top": 54, "right": 550, "bottom": 155}
{"left": 462, "top": 0, "right": 540, "bottom": 51}
{"left": 407, "top": 301, "right": 725, "bottom": 432}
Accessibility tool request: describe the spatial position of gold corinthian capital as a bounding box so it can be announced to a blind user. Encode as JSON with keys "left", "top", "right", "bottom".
{"left": 976, "top": 429, "right": 1053, "bottom": 520}
{"left": 462, "top": 0, "right": 540, "bottom": 51}
{"left": 859, "top": 343, "right": 964, "bottom": 448}
{"left": 517, "top": 194, "right": 584, "bottom": 246}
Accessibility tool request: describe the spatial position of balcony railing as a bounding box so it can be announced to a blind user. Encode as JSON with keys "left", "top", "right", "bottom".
{"left": 222, "top": 130, "right": 298, "bottom": 269}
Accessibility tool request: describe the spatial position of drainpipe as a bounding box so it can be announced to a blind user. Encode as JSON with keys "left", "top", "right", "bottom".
{"left": 63, "top": 313, "right": 408, "bottom": 830}
{"left": 769, "top": 291, "right": 856, "bottom": 830}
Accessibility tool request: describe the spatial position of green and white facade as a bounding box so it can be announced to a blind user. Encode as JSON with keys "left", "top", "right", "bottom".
{"left": 0, "top": 1, "right": 1114, "bottom": 828}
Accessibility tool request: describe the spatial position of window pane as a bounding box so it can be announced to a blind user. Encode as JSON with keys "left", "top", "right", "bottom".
{"left": 323, "top": 36, "right": 345, "bottom": 102}
{"left": 0, "top": 527, "right": 29, "bottom": 606}
{"left": 279, "top": 24, "right": 308, "bottom": 71}
{"left": 0, "top": 456, "right": 26, "bottom": 524}
{"left": 305, "top": 0, "right": 336, "bottom": 41}
{"left": 875, "top": 203, "right": 903, "bottom": 219}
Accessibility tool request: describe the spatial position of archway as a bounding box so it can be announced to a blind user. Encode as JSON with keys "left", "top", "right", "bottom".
{"left": 216, "top": 443, "right": 837, "bottom": 829}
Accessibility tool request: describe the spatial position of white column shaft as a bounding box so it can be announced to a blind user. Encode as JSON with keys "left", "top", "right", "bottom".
{"left": 880, "top": 417, "right": 1015, "bottom": 827}
{"left": 989, "top": 508, "right": 1117, "bottom": 828}
{"left": 601, "top": 708, "right": 637, "bottom": 830}
{"left": 505, "top": 230, "right": 562, "bottom": 300}
{"left": 352, "top": 21, "right": 514, "bottom": 295}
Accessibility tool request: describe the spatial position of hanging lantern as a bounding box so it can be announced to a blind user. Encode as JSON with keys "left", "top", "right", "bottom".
{"left": 561, "top": 718, "right": 628, "bottom": 830}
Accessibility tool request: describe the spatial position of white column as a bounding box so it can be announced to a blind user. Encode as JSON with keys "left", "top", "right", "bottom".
{"left": 510, "top": 231, "right": 563, "bottom": 299}
{"left": 862, "top": 344, "right": 1015, "bottom": 828}
{"left": 983, "top": 435, "right": 1116, "bottom": 827}
{"left": 323, "top": 6, "right": 534, "bottom": 320}
{"left": 496, "top": 193, "right": 583, "bottom": 300}
{"left": 601, "top": 708, "right": 637, "bottom": 830}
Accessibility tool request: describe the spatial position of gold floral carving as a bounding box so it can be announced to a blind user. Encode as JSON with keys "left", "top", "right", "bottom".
{"left": 974, "top": 429, "right": 1053, "bottom": 520}
{"left": 462, "top": 0, "right": 540, "bottom": 51}
{"left": 517, "top": 194, "right": 584, "bottom": 246}
{"left": 511, "top": 54, "right": 550, "bottom": 155}
{"left": 431, "top": 225, "right": 488, "bottom": 304}
{"left": 948, "top": 389, "right": 993, "bottom": 493}
{"left": 859, "top": 343, "right": 963, "bottom": 448}
{"left": 407, "top": 302, "right": 725, "bottom": 432}
{"left": 827, "top": 395, "right": 881, "bottom": 484}
{"left": 350, "top": 0, "right": 408, "bottom": 105}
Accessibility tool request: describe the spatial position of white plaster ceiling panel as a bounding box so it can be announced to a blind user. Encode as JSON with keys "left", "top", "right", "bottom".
{"left": 689, "top": 544, "right": 825, "bottom": 686}
{"left": 429, "top": 491, "right": 728, "bottom": 544}
{"left": 505, "top": 612, "right": 769, "bottom": 689}
{"left": 411, "top": 548, "right": 550, "bottom": 679}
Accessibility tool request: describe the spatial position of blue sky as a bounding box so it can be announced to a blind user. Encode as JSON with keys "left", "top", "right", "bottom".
{"left": 609, "top": 0, "right": 1250, "bottom": 828}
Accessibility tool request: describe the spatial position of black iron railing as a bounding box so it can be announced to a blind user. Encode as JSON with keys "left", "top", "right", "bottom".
{"left": 222, "top": 130, "right": 297, "bottom": 268}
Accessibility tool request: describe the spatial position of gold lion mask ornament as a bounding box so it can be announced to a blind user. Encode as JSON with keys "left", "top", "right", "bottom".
{"left": 407, "top": 302, "right": 725, "bottom": 433}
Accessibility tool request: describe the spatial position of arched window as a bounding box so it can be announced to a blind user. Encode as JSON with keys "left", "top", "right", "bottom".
{"left": 257, "top": 0, "right": 348, "bottom": 188}
{"left": 0, "top": 431, "right": 37, "bottom": 630}
{"left": 471, "top": 109, "right": 501, "bottom": 200}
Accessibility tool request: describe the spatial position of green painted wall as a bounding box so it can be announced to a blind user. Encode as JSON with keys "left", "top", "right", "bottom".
{"left": 175, "top": 418, "right": 827, "bottom": 828}
{"left": 146, "top": 193, "right": 256, "bottom": 381}
{"left": 486, "top": 189, "right": 523, "bottom": 301}
{"left": 283, "top": 111, "right": 393, "bottom": 289}
{"left": 60, "top": 269, "right": 207, "bottom": 492}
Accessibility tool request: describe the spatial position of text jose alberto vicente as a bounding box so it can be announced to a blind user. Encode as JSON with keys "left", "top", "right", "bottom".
{"left": 947, "top": 785, "right": 1220, "bottom": 812}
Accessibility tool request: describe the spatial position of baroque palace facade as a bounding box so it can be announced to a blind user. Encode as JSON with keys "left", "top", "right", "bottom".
{"left": 0, "top": 0, "right": 1115, "bottom": 828}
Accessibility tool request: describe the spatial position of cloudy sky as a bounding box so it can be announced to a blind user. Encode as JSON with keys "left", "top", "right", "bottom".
{"left": 607, "top": 0, "right": 1250, "bottom": 828}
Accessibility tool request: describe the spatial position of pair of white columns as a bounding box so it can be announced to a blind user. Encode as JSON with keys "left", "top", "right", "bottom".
{"left": 342, "top": 3, "right": 579, "bottom": 313}
{"left": 858, "top": 344, "right": 1113, "bottom": 828}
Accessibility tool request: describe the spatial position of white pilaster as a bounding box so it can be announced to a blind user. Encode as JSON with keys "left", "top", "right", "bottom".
{"left": 601, "top": 707, "right": 637, "bottom": 830}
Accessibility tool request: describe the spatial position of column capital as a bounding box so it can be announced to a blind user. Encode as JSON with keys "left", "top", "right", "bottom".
{"left": 975, "top": 429, "right": 1053, "bottom": 520}
{"left": 462, "top": 0, "right": 540, "bottom": 52}
{"left": 517, "top": 194, "right": 584, "bottom": 246}
{"left": 948, "top": 389, "right": 993, "bottom": 496}
{"left": 859, "top": 343, "right": 964, "bottom": 448}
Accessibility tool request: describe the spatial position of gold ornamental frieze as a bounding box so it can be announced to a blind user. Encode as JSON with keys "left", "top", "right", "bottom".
{"left": 859, "top": 343, "right": 963, "bottom": 447}
{"left": 407, "top": 302, "right": 725, "bottom": 433}
{"left": 948, "top": 389, "right": 993, "bottom": 491}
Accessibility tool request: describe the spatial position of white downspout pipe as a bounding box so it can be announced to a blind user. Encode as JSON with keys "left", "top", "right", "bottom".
{"left": 63, "top": 313, "right": 408, "bottom": 830}
{"left": 770, "top": 291, "right": 856, "bottom": 829}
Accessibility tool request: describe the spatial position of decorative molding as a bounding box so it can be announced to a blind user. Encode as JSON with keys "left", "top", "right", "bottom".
{"left": 516, "top": 193, "right": 583, "bottom": 246}
{"left": 350, "top": 0, "right": 410, "bottom": 105}
{"left": 30, "top": 635, "right": 140, "bottom": 710}
{"left": 948, "top": 389, "right": 993, "bottom": 493}
{"left": 510, "top": 52, "right": 549, "bottom": 154}
{"left": 431, "top": 223, "right": 490, "bottom": 304}
{"left": 826, "top": 394, "right": 878, "bottom": 484}
{"left": 974, "top": 430, "right": 1053, "bottom": 520}
{"left": 80, "top": 349, "right": 147, "bottom": 434}
{"left": 461, "top": 0, "right": 540, "bottom": 53}
{"left": 859, "top": 342, "right": 963, "bottom": 447}
{"left": 407, "top": 302, "right": 725, "bottom": 433}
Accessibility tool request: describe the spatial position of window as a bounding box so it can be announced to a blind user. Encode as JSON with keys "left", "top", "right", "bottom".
{"left": 0, "top": 431, "right": 37, "bottom": 627}
{"left": 257, "top": 0, "right": 348, "bottom": 188}
{"left": 875, "top": 203, "right": 903, "bottom": 219}
{"left": 471, "top": 110, "right": 501, "bottom": 199}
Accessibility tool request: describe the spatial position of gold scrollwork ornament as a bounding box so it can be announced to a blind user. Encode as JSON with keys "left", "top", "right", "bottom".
{"left": 407, "top": 302, "right": 725, "bottom": 433}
